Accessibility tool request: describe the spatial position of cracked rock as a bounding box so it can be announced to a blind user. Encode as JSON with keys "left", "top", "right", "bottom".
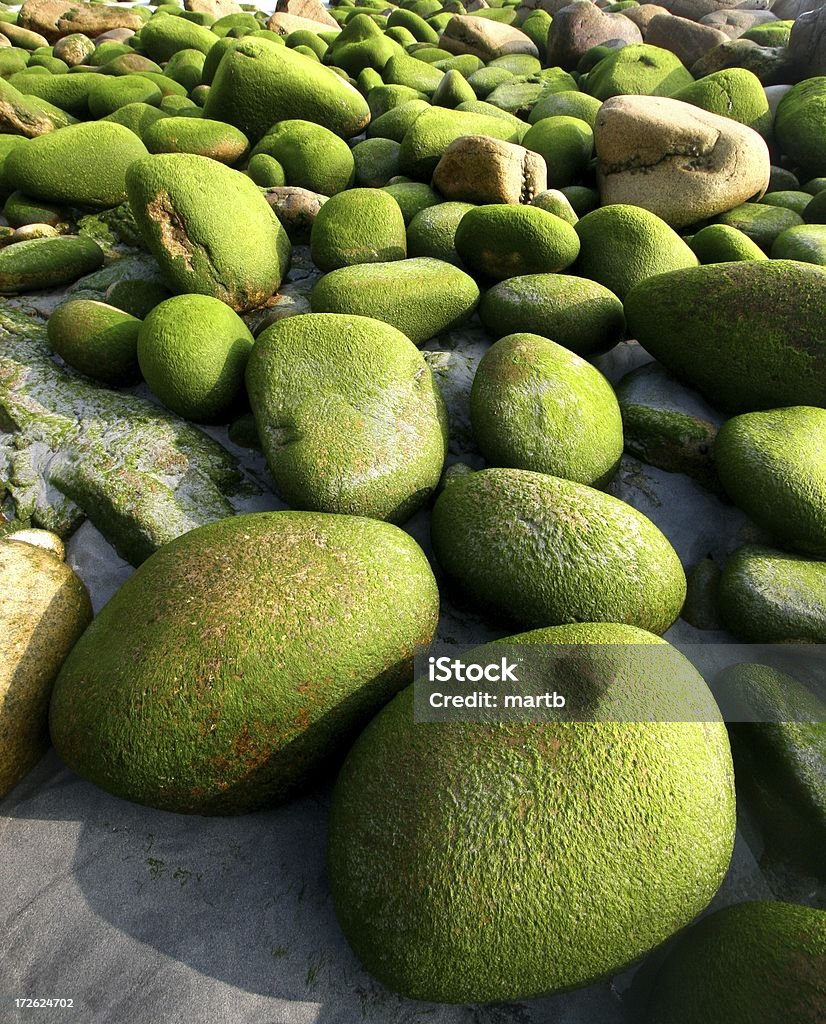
{"left": 595, "top": 94, "right": 770, "bottom": 228}
{"left": 432, "top": 135, "right": 547, "bottom": 205}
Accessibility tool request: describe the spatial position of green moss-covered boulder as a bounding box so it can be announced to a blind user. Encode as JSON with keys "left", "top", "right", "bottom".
{"left": 717, "top": 663, "right": 825, "bottom": 880}
{"left": 383, "top": 51, "right": 445, "bottom": 96}
{"left": 49, "top": 511, "right": 440, "bottom": 814}
{"left": 575, "top": 204, "right": 698, "bottom": 301}
{"left": 775, "top": 77, "right": 826, "bottom": 177}
{"left": 406, "top": 200, "right": 474, "bottom": 264}
{"left": 137, "top": 294, "right": 253, "bottom": 422}
{"left": 247, "top": 153, "right": 286, "bottom": 188}
{"left": 137, "top": 13, "right": 218, "bottom": 63}
{"left": 246, "top": 313, "right": 447, "bottom": 521}
{"left": 8, "top": 71, "right": 98, "bottom": 118}
{"left": 47, "top": 299, "right": 141, "bottom": 386}
{"left": 143, "top": 116, "right": 249, "bottom": 165}
{"left": 521, "top": 115, "right": 593, "bottom": 188}
{"left": 715, "top": 406, "right": 826, "bottom": 556}
{"left": 105, "top": 276, "right": 172, "bottom": 319}
{"left": 329, "top": 623, "right": 734, "bottom": 1002}
{"left": 624, "top": 261, "right": 826, "bottom": 412}
{"left": 0, "top": 136, "right": 29, "bottom": 196}
{"left": 311, "top": 256, "right": 479, "bottom": 345}
{"left": 325, "top": 13, "right": 402, "bottom": 76}
{"left": 716, "top": 201, "right": 804, "bottom": 250}
{"left": 126, "top": 153, "right": 291, "bottom": 313}
{"left": 382, "top": 180, "right": 441, "bottom": 224}
{"left": 309, "top": 187, "right": 406, "bottom": 271}
{"left": 771, "top": 223, "right": 826, "bottom": 265}
{"left": 689, "top": 223, "right": 767, "bottom": 263}
{"left": 432, "top": 67, "right": 476, "bottom": 108}
{"left": 454, "top": 204, "right": 580, "bottom": 280}
{"left": 761, "top": 190, "right": 814, "bottom": 216}
{"left": 250, "top": 118, "right": 355, "bottom": 196}
{"left": 431, "top": 468, "right": 686, "bottom": 632}
{"left": 719, "top": 545, "right": 826, "bottom": 642}
{"left": 5, "top": 121, "right": 148, "bottom": 208}
{"left": 804, "top": 188, "right": 826, "bottom": 222}
{"left": 643, "top": 902, "right": 826, "bottom": 1024}
{"left": 0, "top": 234, "right": 103, "bottom": 293}
{"left": 351, "top": 137, "right": 401, "bottom": 188}
{"left": 202, "top": 37, "right": 370, "bottom": 141}
{"left": 102, "top": 101, "right": 168, "bottom": 141}
{"left": 672, "top": 68, "right": 772, "bottom": 137}
{"left": 87, "top": 75, "right": 163, "bottom": 118}
{"left": 0, "top": 76, "right": 77, "bottom": 138}
{"left": 584, "top": 44, "right": 694, "bottom": 101}
{"left": 479, "top": 273, "right": 625, "bottom": 356}
{"left": 397, "top": 106, "right": 522, "bottom": 179}
{"left": 367, "top": 98, "right": 429, "bottom": 142}
{"left": 3, "top": 190, "right": 61, "bottom": 229}
{"left": 470, "top": 333, "right": 622, "bottom": 486}
{"left": 164, "top": 47, "right": 207, "bottom": 92}
{"left": 528, "top": 88, "right": 602, "bottom": 128}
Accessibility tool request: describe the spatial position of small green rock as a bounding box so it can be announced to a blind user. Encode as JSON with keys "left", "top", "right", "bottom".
{"left": 716, "top": 201, "right": 804, "bottom": 250}
{"left": 689, "top": 223, "right": 767, "bottom": 263}
{"left": 47, "top": 299, "right": 141, "bottom": 386}
{"left": 310, "top": 187, "right": 406, "bottom": 271}
{"left": 144, "top": 115, "right": 249, "bottom": 165}
{"left": 0, "top": 234, "right": 103, "bottom": 293}
{"left": 455, "top": 204, "right": 580, "bottom": 280}
{"left": 585, "top": 44, "right": 694, "bottom": 101}
{"left": 522, "top": 114, "right": 594, "bottom": 188}
{"left": 406, "top": 200, "right": 474, "bottom": 264}
{"left": 250, "top": 118, "right": 355, "bottom": 196}
{"left": 771, "top": 223, "right": 826, "bottom": 265}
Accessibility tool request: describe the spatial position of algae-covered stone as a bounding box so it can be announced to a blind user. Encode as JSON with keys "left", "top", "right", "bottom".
{"left": 454, "top": 203, "right": 580, "bottom": 280}
{"left": 0, "top": 136, "right": 29, "bottom": 196}
{"left": 531, "top": 188, "right": 579, "bottom": 224}
{"left": 5, "top": 121, "right": 148, "bottom": 207}
{"left": 761, "top": 190, "right": 814, "bottom": 216}
{"left": 715, "top": 406, "right": 826, "bottom": 556}
{"left": 0, "top": 234, "right": 103, "bottom": 293}
{"left": 138, "top": 12, "right": 218, "bottom": 63}
{"left": 247, "top": 153, "right": 286, "bottom": 188}
{"left": 585, "top": 43, "right": 694, "bottom": 100}
{"left": 143, "top": 115, "right": 249, "bottom": 165}
{"left": 126, "top": 153, "right": 291, "bottom": 312}
{"left": 643, "top": 902, "right": 826, "bottom": 1024}
{"left": 0, "top": 535, "right": 92, "bottom": 798}
{"left": 0, "top": 75, "right": 76, "bottom": 138}
{"left": 771, "top": 223, "right": 826, "bottom": 265}
{"left": 382, "top": 181, "right": 441, "bottom": 224}
{"left": 246, "top": 313, "right": 447, "bottom": 521}
{"left": 716, "top": 201, "right": 803, "bottom": 249}
{"left": 716, "top": 663, "right": 825, "bottom": 879}
{"left": 47, "top": 299, "right": 141, "bottom": 386}
{"left": 137, "top": 294, "right": 254, "bottom": 422}
{"left": 251, "top": 118, "right": 355, "bottom": 196}
{"left": 87, "top": 75, "right": 163, "bottom": 118}
{"left": 672, "top": 67, "right": 772, "bottom": 137}
{"left": 105, "top": 276, "right": 172, "bottom": 319}
{"left": 521, "top": 114, "right": 593, "bottom": 189}
{"left": 351, "top": 137, "right": 401, "bottom": 187}
{"left": 528, "top": 88, "right": 602, "bottom": 128}
{"left": 311, "top": 256, "right": 479, "bottom": 345}
{"left": 329, "top": 623, "right": 734, "bottom": 1002}
{"left": 325, "top": 13, "right": 402, "bottom": 76}
{"left": 49, "top": 511, "right": 440, "bottom": 814}
{"left": 470, "top": 333, "right": 623, "bottom": 486}
{"left": 202, "top": 36, "right": 370, "bottom": 141}
{"left": 575, "top": 205, "right": 698, "bottom": 301}
{"left": 397, "top": 105, "right": 521, "bottom": 179}
{"left": 3, "top": 190, "right": 61, "bottom": 229}
{"left": 309, "top": 187, "right": 406, "bottom": 271}
{"left": 719, "top": 545, "right": 826, "bottom": 642}
{"left": 689, "top": 222, "right": 767, "bottom": 262}
{"left": 775, "top": 77, "right": 826, "bottom": 178}
{"left": 103, "top": 101, "right": 168, "bottom": 142}
{"left": 431, "top": 468, "right": 686, "bottom": 632}
{"left": 479, "top": 273, "right": 625, "bottom": 356}
{"left": 406, "top": 200, "right": 474, "bottom": 264}
{"left": 624, "top": 261, "right": 826, "bottom": 412}
{"left": 9, "top": 71, "right": 99, "bottom": 119}
{"left": 615, "top": 361, "right": 723, "bottom": 489}
{"left": 367, "top": 98, "right": 430, "bottom": 143}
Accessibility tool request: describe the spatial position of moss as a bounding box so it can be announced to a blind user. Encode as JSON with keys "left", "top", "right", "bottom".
{"left": 382, "top": 51, "right": 445, "bottom": 95}
{"left": 138, "top": 13, "right": 218, "bottom": 63}
{"left": 0, "top": 76, "right": 77, "bottom": 137}
{"left": 6, "top": 121, "right": 148, "bottom": 208}
{"left": 528, "top": 88, "right": 601, "bottom": 128}
{"left": 673, "top": 68, "right": 772, "bottom": 137}
{"left": 311, "top": 256, "right": 479, "bottom": 345}
{"left": 689, "top": 223, "right": 767, "bottom": 263}
{"left": 8, "top": 70, "right": 98, "bottom": 116}
{"left": 47, "top": 299, "right": 141, "bottom": 386}
{"left": 455, "top": 204, "right": 580, "bottom": 281}
{"left": 366, "top": 97, "right": 429, "bottom": 142}
{"left": 126, "top": 152, "right": 291, "bottom": 313}
{"left": 716, "top": 201, "right": 804, "bottom": 250}
{"left": 310, "top": 187, "right": 406, "bottom": 271}
{"left": 325, "top": 14, "right": 403, "bottom": 76}
{"left": 0, "top": 235, "right": 103, "bottom": 293}
{"left": 249, "top": 119, "right": 355, "bottom": 195}
{"left": 584, "top": 44, "right": 694, "bottom": 101}
{"left": 431, "top": 68, "right": 475, "bottom": 108}
{"left": 382, "top": 180, "right": 440, "bottom": 223}
{"left": 351, "top": 137, "right": 400, "bottom": 187}
{"left": 398, "top": 107, "right": 523, "bottom": 179}
{"left": 775, "top": 78, "right": 826, "bottom": 178}
{"left": 49, "top": 510, "right": 439, "bottom": 814}
{"left": 87, "top": 75, "right": 163, "bottom": 118}
{"left": 102, "top": 101, "right": 168, "bottom": 141}
{"left": 406, "top": 200, "right": 474, "bottom": 264}
{"left": 3, "top": 190, "right": 61, "bottom": 228}
{"left": 771, "top": 224, "right": 826, "bottom": 265}
{"left": 144, "top": 115, "right": 249, "bottom": 165}
{"left": 470, "top": 333, "right": 623, "bottom": 486}
{"left": 522, "top": 115, "right": 593, "bottom": 189}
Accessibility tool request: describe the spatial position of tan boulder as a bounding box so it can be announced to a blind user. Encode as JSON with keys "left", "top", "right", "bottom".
{"left": 0, "top": 532, "right": 92, "bottom": 798}
{"left": 432, "top": 135, "right": 547, "bottom": 204}
{"left": 622, "top": 4, "right": 671, "bottom": 36}
{"left": 267, "top": 11, "right": 341, "bottom": 35}
{"left": 595, "top": 94, "right": 770, "bottom": 228}
{"left": 185, "top": 0, "right": 243, "bottom": 17}
{"left": 439, "top": 14, "right": 539, "bottom": 61}
{"left": 700, "top": 9, "right": 778, "bottom": 39}
{"left": 264, "top": 186, "right": 328, "bottom": 241}
{"left": 546, "top": 2, "right": 642, "bottom": 70}
{"left": 276, "top": 0, "right": 340, "bottom": 27}
{"left": 645, "top": 13, "right": 730, "bottom": 65}
{"left": 18, "top": 0, "right": 145, "bottom": 42}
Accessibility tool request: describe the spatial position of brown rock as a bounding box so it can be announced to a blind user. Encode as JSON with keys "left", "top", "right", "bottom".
{"left": 53, "top": 32, "right": 96, "bottom": 66}
{"left": 595, "top": 94, "right": 770, "bottom": 228}
{"left": 690, "top": 37, "right": 795, "bottom": 84}
{"left": 185, "top": 0, "right": 243, "bottom": 17}
{"left": 439, "top": 14, "right": 539, "bottom": 61}
{"left": 264, "top": 186, "right": 327, "bottom": 242}
{"left": 657, "top": 0, "right": 773, "bottom": 20}
{"left": 432, "top": 135, "right": 547, "bottom": 204}
{"left": 789, "top": 4, "right": 826, "bottom": 78}
{"left": 700, "top": 9, "right": 779, "bottom": 39}
{"left": 546, "top": 1, "right": 643, "bottom": 71}
{"left": 646, "top": 13, "right": 730, "bottom": 65}
{"left": 276, "top": 0, "right": 340, "bottom": 26}
{"left": 773, "top": 0, "right": 820, "bottom": 18}
{"left": 93, "top": 27, "right": 137, "bottom": 45}
{"left": 18, "top": 0, "right": 144, "bottom": 43}
{"left": 622, "top": 4, "right": 671, "bottom": 36}
{"left": 0, "top": 79, "right": 74, "bottom": 137}
{"left": 267, "top": 11, "right": 341, "bottom": 35}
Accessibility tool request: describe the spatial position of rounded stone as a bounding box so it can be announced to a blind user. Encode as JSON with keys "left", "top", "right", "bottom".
{"left": 47, "top": 298, "right": 141, "bottom": 386}
{"left": 454, "top": 204, "right": 580, "bottom": 280}
{"left": 309, "top": 187, "right": 407, "bottom": 272}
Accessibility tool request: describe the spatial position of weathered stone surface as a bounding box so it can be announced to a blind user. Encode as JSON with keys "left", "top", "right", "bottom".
{"left": 18, "top": 0, "right": 145, "bottom": 43}
{"left": 547, "top": 1, "right": 643, "bottom": 70}
{"left": 646, "top": 13, "right": 731, "bottom": 65}
{"left": 432, "top": 135, "right": 547, "bottom": 204}
{"left": 658, "top": 0, "right": 774, "bottom": 19}
{"left": 185, "top": 0, "right": 242, "bottom": 17}
{"left": 789, "top": 4, "right": 826, "bottom": 77}
{"left": 440, "top": 14, "right": 540, "bottom": 61}
{"left": 771, "top": 0, "right": 820, "bottom": 17}
{"left": 595, "top": 95, "right": 771, "bottom": 228}
{"left": 275, "top": 0, "right": 339, "bottom": 28}
{"left": 263, "top": 186, "right": 328, "bottom": 242}
{"left": 700, "top": 9, "right": 778, "bottom": 39}
{"left": 622, "top": 4, "right": 671, "bottom": 36}
{"left": 0, "top": 305, "right": 252, "bottom": 565}
{"left": 691, "top": 38, "right": 796, "bottom": 84}
{"left": 0, "top": 79, "right": 75, "bottom": 138}
{"left": 266, "top": 12, "right": 340, "bottom": 35}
